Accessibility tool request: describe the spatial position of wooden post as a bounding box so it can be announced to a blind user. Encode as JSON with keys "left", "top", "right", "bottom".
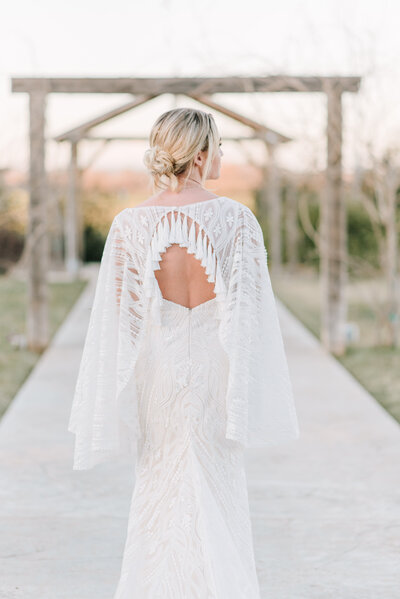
{"left": 65, "top": 141, "right": 80, "bottom": 275}
{"left": 321, "top": 80, "right": 347, "bottom": 355}
{"left": 257, "top": 165, "right": 269, "bottom": 223}
{"left": 385, "top": 165, "right": 400, "bottom": 347}
{"left": 27, "top": 90, "right": 49, "bottom": 352}
{"left": 286, "top": 181, "right": 299, "bottom": 271}
{"left": 267, "top": 143, "right": 282, "bottom": 273}
{"left": 76, "top": 161, "right": 84, "bottom": 266}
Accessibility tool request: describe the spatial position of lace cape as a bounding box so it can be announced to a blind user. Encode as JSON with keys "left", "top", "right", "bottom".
{"left": 68, "top": 196, "right": 300, "bottom": 469}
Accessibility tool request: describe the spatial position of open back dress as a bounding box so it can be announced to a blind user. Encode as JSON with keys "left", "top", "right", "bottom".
{"left": 68, "top": 196, "right": 300, "bottom": 598}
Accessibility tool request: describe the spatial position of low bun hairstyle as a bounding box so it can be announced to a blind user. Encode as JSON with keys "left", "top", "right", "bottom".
{"left": 143, "top": 107, "right": 220, "bottom": 192}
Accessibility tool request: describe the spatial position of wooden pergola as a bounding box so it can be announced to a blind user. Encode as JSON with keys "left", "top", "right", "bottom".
{"left": 53, "top": 92, "right": 291, "bottom": 277}
{"left": 12, "top": 75, "right": 361, "bottom": 356}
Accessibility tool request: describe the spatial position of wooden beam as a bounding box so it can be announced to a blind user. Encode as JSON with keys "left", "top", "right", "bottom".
{"left": 285, "top": 182, "right": 299, "bottom": 271}
{"left": 266, "top": 143, "right": 282, "bottom": 272}
{"left": 12, "top": 76, "right": 361, "bottom": 95}
{"left": 56, "top": 134, "right": 285, "bottom": 142}
{"left": 27, "top": 90, "right": 49, "bottom": 352}
{"left": 54, "top": 94, "right": 159, "bottom": 142}
{"left": 183, "top": 93, "right": 291, "bottom": 143}
{"left": 65, "top": 141, "right": 80, "bottom": 275}
{"left": 321, "top": 79, "right": 347, "bottom": 355}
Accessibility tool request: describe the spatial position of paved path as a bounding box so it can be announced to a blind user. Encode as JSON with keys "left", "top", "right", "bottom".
{"left": 0, "top": 266, "right": 399, "bottom": 598}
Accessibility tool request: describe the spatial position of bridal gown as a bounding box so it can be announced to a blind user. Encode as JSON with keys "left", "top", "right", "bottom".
{"left": 68, "top": 196, "right": 300, "bottom": 599}
{"left": 112, "top": 295, "right": 261, "bottom": 598}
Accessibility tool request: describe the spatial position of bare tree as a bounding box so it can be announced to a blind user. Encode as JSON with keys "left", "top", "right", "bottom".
{"left": 356, "top": 149, "right": 400, "bottom": 347}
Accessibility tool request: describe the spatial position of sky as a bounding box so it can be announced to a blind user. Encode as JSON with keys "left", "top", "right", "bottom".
{"left": 1, "top": 0, "right": 400, "bottom": 175}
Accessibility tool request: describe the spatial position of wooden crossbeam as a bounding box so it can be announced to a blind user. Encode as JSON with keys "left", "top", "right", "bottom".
{"left": 12, "top": 75, "right": 361, "bottom": 94}
{"left": 184, "top": 93, "right": 291, "bottom": 143}
{"left": 54, "top": 94, "right": 160, "bottom": 142}
{"left": 53, "top": 88, "right": 291, "bottom": 144}
{"left": 55, "top": 134, "right": 283, "bottom": 142}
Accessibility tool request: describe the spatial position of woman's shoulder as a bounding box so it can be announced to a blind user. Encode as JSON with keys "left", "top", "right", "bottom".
{"left": 112, "top": 196, "right": 251, "bottom": 227}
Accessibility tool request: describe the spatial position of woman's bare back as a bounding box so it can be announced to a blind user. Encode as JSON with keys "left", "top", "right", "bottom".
{"left": 136, "top": 190, "right": 220, "bottom": 309}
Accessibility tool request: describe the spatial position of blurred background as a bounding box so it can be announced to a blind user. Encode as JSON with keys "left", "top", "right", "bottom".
{"left": 1, "top": 0, "right": 399, "bottom": 429}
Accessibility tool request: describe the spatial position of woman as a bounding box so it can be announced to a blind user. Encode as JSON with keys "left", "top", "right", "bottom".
{"left": 68, "top": 107, "right": 300, "bottom": 598}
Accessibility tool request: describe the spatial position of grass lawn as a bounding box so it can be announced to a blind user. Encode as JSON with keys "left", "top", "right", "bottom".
{"left": 273, "top": 266, "right": 400, "bottom": 425}
{"left": 0, "top": 275, "right": 87, "bottom": 419}
{"left": 2, "top": 266, "right": 398, "bottom": 430}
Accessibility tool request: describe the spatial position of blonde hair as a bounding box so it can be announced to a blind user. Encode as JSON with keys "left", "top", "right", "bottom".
{"left": 143, "top": 107, "right": 220, "bottom": 192}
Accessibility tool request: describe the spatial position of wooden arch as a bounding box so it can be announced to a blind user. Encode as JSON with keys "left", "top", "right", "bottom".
{"left": 12, "top": 75, "right": 361, "bottom": 355}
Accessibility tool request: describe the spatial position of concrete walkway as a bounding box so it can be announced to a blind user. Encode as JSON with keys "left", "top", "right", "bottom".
{"left": 0, "top": 266, "right": 399, "bottom": 598}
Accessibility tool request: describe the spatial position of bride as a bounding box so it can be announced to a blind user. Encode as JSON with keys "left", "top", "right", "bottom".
{"left": 68, "top": 107, "right": 300, "bottom": 598}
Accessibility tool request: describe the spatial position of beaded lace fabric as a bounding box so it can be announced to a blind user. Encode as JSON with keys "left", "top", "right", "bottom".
{"left": 112, "top": 296, "right": 261, "bottom": 597}
{"left": 68, "top": 196, "right": 300, "bottom": 597}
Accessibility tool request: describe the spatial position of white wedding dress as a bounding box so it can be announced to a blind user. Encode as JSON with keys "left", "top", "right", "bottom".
{"left": 68, "top": 196, "right": 300, "bottom": 598}
{"left": 112, "top": 295, "right": 261, "bottom": 598}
